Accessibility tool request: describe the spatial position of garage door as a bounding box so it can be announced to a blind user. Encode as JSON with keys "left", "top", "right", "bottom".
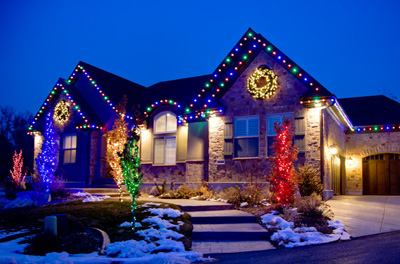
{"left": 362, "top": 153, "right": 400, "bottom": 195}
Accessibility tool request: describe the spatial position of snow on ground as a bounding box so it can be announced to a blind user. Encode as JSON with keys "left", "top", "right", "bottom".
{"left": 72, "top": 191, "right": 91, "bottom": 197}
{"left": 261, "top": 212, "right": 351, "bottom": 248}
{"left": 82, "top": 194, "right": 111, "bottom": 203}
{"left": 0, "top": 229, "right": 30, "bottom": 240}
{"left": 119, "top": 222, "right": 142, "bottom": 228}
{"left": 0, "top": 205, "right": 210, "bottom": 264}
{"left": 140, "top": 202, "right": 161, "bottom": 207}
{"left": 146, "top": 207, "right": 183, "bottom": 218}
{"left": 240, "top": 202, "right": 248, "bottom": 207}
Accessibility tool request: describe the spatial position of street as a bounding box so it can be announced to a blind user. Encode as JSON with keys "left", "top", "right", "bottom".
{"left": 207, "top": 231, "right": 400, "bottom": 264}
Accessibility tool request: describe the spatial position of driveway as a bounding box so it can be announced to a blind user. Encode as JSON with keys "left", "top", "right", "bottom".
{"left": 327, "top": 196, "right": 400, "bottom": 237}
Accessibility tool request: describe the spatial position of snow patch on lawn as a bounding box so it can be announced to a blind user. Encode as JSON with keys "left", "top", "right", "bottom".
{"left": 82, "top": 194, "right": 111, "bottom": 203}
{"left": 146, "top": 208, "right": 183, "bottom": 218}
{"left": 72, "top": 191, "right": 91, "bottom": 197}
{"left": 119, "top": 222, "right": 142, "bottom": 228}
{"left": 142, "top": 216, "right": 180, "bottom": 230}
{"left": 261, "top": 213, "right": 351, "bottom": 248}
{"left": 0, "top": 229, "right": 30, "bottom": 240}
{"left": 141, "top": 202, "right": 161, "bottom": 207}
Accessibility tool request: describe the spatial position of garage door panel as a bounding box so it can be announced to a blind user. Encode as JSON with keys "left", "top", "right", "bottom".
{"left": 363, "top": 153, "right": 400, "bottom": 195}
{"left": 390, "top": 160, "right": 400, "bottom": 194}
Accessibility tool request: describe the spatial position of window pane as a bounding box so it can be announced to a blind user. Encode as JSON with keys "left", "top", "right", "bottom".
{"left": 267, "top": 116, "right": 282, "bottom": 135}
{"left": 164, "top": 137, "right": 176, "bottom": 164}
{"left": 71, "top": 135, "right": 77, "bottom": 148}
{"left": 267, "top": 136, "right": 274, "bottom": 156}
{"left": 248, "top": 117, "right": 259, "bottom": 136}
{"left": 64, "top": 136, "right": 71, "bottom": 149}
{"left": 154, "top": 138, "right": 165, "bottom": 164}
{"left": 166, "top": 114, "right": 177, "bottom": 132}
{"left": 64, "top": 150, "right": 71, "bottom": 163}
{"left": 234, "top": 138, "right": 258, "bottom": 157}
{"left": 155, "top": 115, "right": 166, "bottom": 133}
{"left": 246, "top": 137, "right": 259, "bottom": 157}
{"left": 70, "top": 149, "right": 76, "bottom": 163}
{"left": 235, "top": 119, "right": 247, "bottom": 137}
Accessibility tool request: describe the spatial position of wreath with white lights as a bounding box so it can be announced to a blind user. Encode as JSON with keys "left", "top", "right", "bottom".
{"left": 53, "top": 100, "right": 70, "bottom": 125}
{"left": 247, "top": 66, "right": 278, "bottom": 99}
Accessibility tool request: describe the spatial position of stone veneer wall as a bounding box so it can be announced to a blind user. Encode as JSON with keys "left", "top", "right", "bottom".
{"left": 346, "top": 131, "right": 400, "bottom": 194}
{"left": 141, "top": 163, "right": 186, "bottom": 183}
{"left": 185, "top": 162, "right": 206, "bottom": 182}
{"left": 305, "top": 108, "right": 322, "bottom": 173}
{"left": 321, "top": 109, "right": 347, "bottom": 198}
{"left": 208, "top": 51, "right": 311, "bottom": 182}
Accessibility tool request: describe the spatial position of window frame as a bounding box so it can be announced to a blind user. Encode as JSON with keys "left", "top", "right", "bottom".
{"left": 233, "top": 115, "right": 260, "bottom": 158}
{"left": 63, "top": 134, "right": 77, "bottom": 164}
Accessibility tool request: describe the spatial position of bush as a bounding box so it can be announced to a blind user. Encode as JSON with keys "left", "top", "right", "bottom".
{"left": 158, "top": 181, "right": 215, "bottom": 200}
{"left": 294, "top": 193, "right": 333, "bottom": 233}
{"left": 297, "top": 165, "right": 323, "bottom": 197}
{"left": 221, "top": 184, "right": 270, "bottom": 208}
{"left": 49, "top": 176, "right": 69, "bottom": 198}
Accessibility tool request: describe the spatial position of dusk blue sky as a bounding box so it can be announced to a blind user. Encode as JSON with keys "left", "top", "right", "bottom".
{"left": 1, "top": 0, "right": 399, "bottom": 114}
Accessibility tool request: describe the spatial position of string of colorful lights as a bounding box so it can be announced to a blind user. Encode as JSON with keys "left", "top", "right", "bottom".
{"left": 28, "top": 81, "right": 103, "bottom": 134}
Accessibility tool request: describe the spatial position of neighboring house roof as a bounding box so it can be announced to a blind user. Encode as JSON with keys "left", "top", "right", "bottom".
{"left": 339, "top": 95, "right": 400, "bottom": 126}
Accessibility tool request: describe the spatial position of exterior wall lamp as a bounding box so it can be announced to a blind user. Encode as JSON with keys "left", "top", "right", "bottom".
{"left": 329, "top": 145, "right": 338, "bottom": 155}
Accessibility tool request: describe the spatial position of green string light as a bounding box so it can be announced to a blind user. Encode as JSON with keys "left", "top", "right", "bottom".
{"left": 120, "top": 132, "right": 143, "bottom": 231}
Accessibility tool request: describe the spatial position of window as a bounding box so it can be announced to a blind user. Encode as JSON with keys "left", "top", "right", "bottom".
{"left": 154, "top": 112, "right": 177, "bottom": 134}
{"left": 153, "top": 112, "right": 177, "bottom": 165}
{"left": 234, "top": 116, "right": 259, "bottom": 158}
{"left": 63, "top": 134, "right": 77, "bottom": 164}
{"left": 154, "top": 137, "right": 176, "bottom": 165}
{"left": 267, "top": 113, "right": 292, "bottom": 156}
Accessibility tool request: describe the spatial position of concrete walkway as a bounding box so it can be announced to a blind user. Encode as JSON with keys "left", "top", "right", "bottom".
{"left": 137, "top": 197, "right": 275, "bottom": 254}
{"left": 327, "top": 195, "right": 400, "bottom": 237}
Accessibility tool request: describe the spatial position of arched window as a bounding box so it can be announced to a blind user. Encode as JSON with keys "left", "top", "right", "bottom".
{"left": 153, "top": 112, "right": 177, "bottom": 165}
{"left": 154, "top": 112, "right": 177, "bottom": 134}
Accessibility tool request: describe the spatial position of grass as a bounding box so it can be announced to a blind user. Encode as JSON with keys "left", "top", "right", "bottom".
{"left": 0, "top": 199, "right": 193, "bottom": 249}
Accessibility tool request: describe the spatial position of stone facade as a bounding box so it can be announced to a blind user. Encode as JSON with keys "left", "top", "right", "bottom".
{"left": 208, "top": 51, "right": 311, "bottom": 183}
{"left": 345, "top": 131, "right": 400, "bottom": 194}
{"left": 321, "top": 110, "right": 347, "bottom": 198}
{"left": 141, "top": 163, "right": 186, "bottom": 183}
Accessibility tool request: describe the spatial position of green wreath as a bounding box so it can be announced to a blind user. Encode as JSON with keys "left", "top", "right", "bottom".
{"left": 247, "top": 66, "right": 278, "bottom": 99}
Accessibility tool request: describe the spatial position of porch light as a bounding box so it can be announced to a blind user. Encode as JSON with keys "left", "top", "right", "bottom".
{"left": 329, "top": 146, "right": 338, "bottom": 155}
{"left": 346, "top": 157, "right": 354, "bottom": 168}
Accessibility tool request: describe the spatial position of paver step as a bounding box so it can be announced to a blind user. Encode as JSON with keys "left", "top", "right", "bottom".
{"left": 192, "top": 223, "right": 269, "bottom": 241}
{"left": 192, "top": 240, "right": 275, "bottom": 254}
{"left": 190, "top": 210, "right": 256, "bottom": 224}
{"left": 180, "top": 204, "right": 234, "bottom": 212}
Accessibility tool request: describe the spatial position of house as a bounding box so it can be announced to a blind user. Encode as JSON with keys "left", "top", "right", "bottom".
{"left": 29, "top": 28, "right": 400, "bottom": 199}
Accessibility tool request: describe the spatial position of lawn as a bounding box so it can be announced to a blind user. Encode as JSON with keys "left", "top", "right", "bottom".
{"left": 0, "top": 199, "right": 193, "bottom": 248}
